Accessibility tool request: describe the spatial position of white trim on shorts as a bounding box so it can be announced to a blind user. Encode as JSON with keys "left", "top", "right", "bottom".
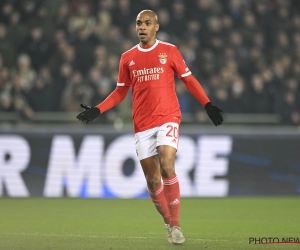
{"left": 134, "top": 122, "right": 179, "bottom": 161}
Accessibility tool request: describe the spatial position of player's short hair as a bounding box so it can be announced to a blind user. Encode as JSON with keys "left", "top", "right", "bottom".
{"left": 137, "top": 10, "right": 159, "bottom": 24}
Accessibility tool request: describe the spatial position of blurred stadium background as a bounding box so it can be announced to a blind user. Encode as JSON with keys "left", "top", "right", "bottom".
{"left": 0, "top": 0, "right": 300, "bottom": 125}
{"left": 0, "top": 0, "right": 300, "bottom": 198}
{"left": 1, "top": 0, "right": 300, "bottom": 197}
{"left": 1, "top": 1, "right": 300, "bottom": 249}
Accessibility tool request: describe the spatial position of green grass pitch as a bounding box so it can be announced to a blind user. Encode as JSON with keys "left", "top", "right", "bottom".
{"left": 0, "top": 198, "right": 299, "bottom": 250}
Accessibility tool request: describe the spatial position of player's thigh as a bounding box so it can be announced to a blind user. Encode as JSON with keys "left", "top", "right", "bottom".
{"left": 157, "top": 145, "right": 176, "bottom": 177}
{"left": 158, "top": 145, "right": 177, "bottom": 164}
{"left": 135, "top": 127, "right": 158, "bottom": 161}
{"left": 156, "top": 122, "right": 179, "bottom": 175}
{"left": 140, "top": 154, "right": 161, "bottom": 178}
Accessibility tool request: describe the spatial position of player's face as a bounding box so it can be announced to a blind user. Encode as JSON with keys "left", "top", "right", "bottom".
{"left": 136, "top": 12, "right": 159, "bottom": 46}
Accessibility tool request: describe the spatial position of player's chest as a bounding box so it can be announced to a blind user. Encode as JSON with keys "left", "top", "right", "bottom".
{"left": 128, "top": 51, "right": 171, "bottom": 82}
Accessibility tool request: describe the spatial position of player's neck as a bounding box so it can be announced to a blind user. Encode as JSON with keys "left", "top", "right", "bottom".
{"left": 139, "top": 38, "right": 156, "bottom": 48}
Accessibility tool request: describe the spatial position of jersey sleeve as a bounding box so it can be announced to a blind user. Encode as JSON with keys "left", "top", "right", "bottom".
{"left": 117, "top": 55, "right": 131, "bottom": 87}
{"left": 171, "top": 47, "right": 192, "bottom": 78}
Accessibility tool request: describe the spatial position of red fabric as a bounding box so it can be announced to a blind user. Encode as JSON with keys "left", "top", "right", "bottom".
{"left": 148, "top": 183, "right": 170, "bottom": 224}
{"left": 96, "top": 40, "right": 210, "bottom": 132}
{"left": 96, "top": 86, "right": 129, "bottom": 113}
{"left": 181, "top": 75, "right": 210, "bottom": 106}
{"left": 163, "top": 174, "right": 180, "bottom": 227}
{"left": 116, "top": 40, "right": 191, "bottom": 133}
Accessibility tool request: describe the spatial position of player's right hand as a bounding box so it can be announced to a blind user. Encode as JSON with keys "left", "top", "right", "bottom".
{"left": 76, "top": 104, "right": 100, "bottom": 124}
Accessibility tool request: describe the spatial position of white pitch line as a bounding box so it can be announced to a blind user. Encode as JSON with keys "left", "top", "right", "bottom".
{"left": 148, "top": 232, "right": 198, "bottom": 235}
{"left": 1, "top": 233, "right": 237, "bottom": 242}
{"left": 2, "top": 233, "right": 148, "bottom": 239}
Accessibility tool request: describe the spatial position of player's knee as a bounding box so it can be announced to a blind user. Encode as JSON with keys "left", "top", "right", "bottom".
{"left": 145, "top": 174, "right": 161, "bottom": 189}
{"left": 161, "top": 164, "right": 175, "bottom": 177}
{"left": 160, "top": 156, "right": 175, "bottom": 173}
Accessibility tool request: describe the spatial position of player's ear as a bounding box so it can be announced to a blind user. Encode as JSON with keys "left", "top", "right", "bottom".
{"left": 155, "top": 23, "right": 159, "bottom": 32}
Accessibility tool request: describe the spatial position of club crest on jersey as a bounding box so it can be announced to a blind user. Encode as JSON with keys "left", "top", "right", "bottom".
{"left": 158, "top": 53, "right": 167, "bottom": 64}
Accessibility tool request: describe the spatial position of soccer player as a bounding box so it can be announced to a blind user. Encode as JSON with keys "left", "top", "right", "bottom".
{"left": 76, "top": 10, "right": 223, "bottom": 245}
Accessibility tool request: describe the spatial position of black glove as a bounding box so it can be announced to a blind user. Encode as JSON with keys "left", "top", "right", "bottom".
{"left": 76, "top": 104, "right": 100, "bottom": 123}
{"left": 205, "top": 102, "right": 223, "bottom": 126}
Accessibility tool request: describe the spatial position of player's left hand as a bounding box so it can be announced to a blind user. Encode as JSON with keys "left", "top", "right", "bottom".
{"left": 76, "top": 104, "right": 100, "bottom": 123}
{"left": 205, "top": 102, "right": 223, "bottom": 126}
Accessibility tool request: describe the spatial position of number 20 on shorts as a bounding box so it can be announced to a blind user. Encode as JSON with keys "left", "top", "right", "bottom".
{"left": 166, "top": 125, "right": 178, "bottom": 138}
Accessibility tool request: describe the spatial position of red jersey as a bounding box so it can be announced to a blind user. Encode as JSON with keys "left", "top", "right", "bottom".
{"left": 117, "top": 40, "right": 192, "bottom": 133}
